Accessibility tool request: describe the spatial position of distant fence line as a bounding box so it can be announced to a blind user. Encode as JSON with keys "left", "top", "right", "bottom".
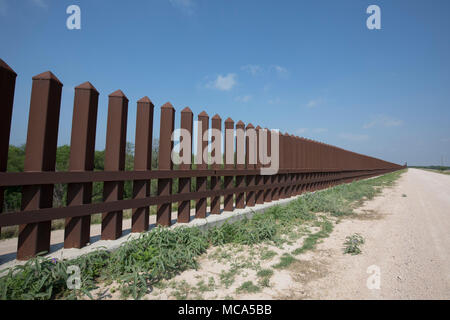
{"left": 0, "top": 59, "right": 404, "bottom": 260}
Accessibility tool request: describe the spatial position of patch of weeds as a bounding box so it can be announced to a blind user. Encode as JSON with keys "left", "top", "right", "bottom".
{"left": 257, "top": 269, "right": 274, "bottom": 278}
{"left": 256, "top": 269, "right": 274, "bottom": 288}
{"left": 259, "top": 248, "right": 277, "bottom": 260}
{"left": 218, "top": 254, "right": 262, "bottom": 289}
{"left": 209, "top": 246, "right": 233, "bottom": 263}
{"left": 207, "top": 217, "right": 277, "bottom": 246}
{"left": 171, "top": 280, "right": 192, "bottom": 300}
{"left": 153, "top": 280, "right": 168, "bottom": 290}
{"left": 343, "top": 234, "right": 365, "bottom": 255}
{"left": 292, "top": 220, "right": 333, "bottom": 255}
{"left": 258, "top": 277, "right": 270, "bottom": 288}
{"left": 219, "top": 268, "right": 239, "bottom": 289}
{"left": 196, "top": 277, "right": 216, "bottom": 293}
{"left": 272, "top": 253, "right": 296, "bottom": 269}
{"left": 0, "top": 249, "right": 109, "bottom": 300}
{"left": 236, "top": 281, "right": 260, "bottom": 294}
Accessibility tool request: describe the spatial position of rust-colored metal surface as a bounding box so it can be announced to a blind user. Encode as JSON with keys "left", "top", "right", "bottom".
{"left": 235, "top": 120, "right": 246, "bottom": 209}
{"left": 17, "top": 71, "right": 63, "bottom": 260}
{"left": 264, "top": 128, "right": 273, "bottom": 202}
{"left": 0, "top": 59, "right": 405, "bottom": 259}
{"left": 255, "top": 126, "right": 264, "bottom": 204}
{"left": 0, "top": 169, "right": 396, "bottom": 228}
{"left": 279, "top": 133, "right": 286, "bottom": 199}
{"left": 101, "top": 90, "right": 128, "bottom": 240}
{"left": 245, "top": 123, "right": 255, "bottom": 207}
{"left": 223, "top": 118, "right": 234, "bottom": 212}
{"left": 178, "top": 107, "right": 193, "bottom": 223}
{"left": 64, "top": 82, "right": 99, "bottom": 248}
{"left": 195, "top": 111, "right": 209, "bottom": 218}
{"left": 157, "top": 102, "right": 175, "bottom": 226}
{"left": 131, "top": 97, "right": 154, "bottom": 232}
{"left": 0, "top": 59, "right": 16, "bottom": 237}
{"left": 210, "top": 114, "right": 222, "bottom": 214}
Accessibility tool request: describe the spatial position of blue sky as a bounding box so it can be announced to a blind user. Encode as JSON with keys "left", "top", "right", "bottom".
{"left": 0, "top": 0, "right": 449, "bottom": 166}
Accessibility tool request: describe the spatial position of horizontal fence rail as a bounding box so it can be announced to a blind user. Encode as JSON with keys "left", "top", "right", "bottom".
{"left": 0, "top": 59, "right": 404, "bottom": 260}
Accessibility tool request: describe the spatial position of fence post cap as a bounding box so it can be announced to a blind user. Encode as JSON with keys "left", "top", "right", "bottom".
{"left": 75, "top": 81, "right": 98, "bottom": 93}
{"left": 0, "top": 58, "right": 17, "bottom": 76}
{"left": 198, "top": 110, "right": 209, "bottom": 118}
{"left": 109, "top": 89, "right": 128, "bottom": 101}
{"left": 255, "top": 125, "right": 261, "bottom": 130}
{"left": 246, "top": 123, "right": 254, "bottom": 129}
{"left": 236, "top": 120, "right": 245, "bottom": 126}
{"left": 181, "top": 106, "right": 192, "bottom": 113}
{"left": 137, "top": 96, "right": 153, "bottom": 104}
{"left": 212, "top": 114, "right": 221, "bottom": 120}
{"left": 161, "top": 102, "right": 174, "bottom": 110}
{"left": 225, "top": 117, "right": 234, "bottom": 123}
{"left": 32, "top": 71, "right": 62, "bottom": 85}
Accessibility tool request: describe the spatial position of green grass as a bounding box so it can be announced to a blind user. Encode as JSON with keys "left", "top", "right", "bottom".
{"left": 292, "top": 220, "right": 333, "bottom": 255}
{"left": 0, "top": 169, "right": 405, "bottom": 300}
{"left": 236, "top": 281, "right": 260, "bottom": 294}
{"left": 256, "top": 269, "right": 274, "bottom": 278}
{"left": 259, "top": 248, "right": 277, "bottom": 260}
{"left": 256, "top": 268, "right": 274, "bottom": 288}
{"left": 272, "top": 253, "right": 296, "bottom": 269}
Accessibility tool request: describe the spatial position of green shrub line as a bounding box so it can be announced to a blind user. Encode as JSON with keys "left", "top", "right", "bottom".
{"left": 0, "top": 169, "right": 405, "bottom": 300}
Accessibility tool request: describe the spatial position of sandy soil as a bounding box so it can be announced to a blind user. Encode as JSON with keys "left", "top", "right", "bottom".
{"left": 91, "top": 169, "right": 450, "bottom": 300}
{"left": 306, "top": 168, "right": 450, "bottom": 299}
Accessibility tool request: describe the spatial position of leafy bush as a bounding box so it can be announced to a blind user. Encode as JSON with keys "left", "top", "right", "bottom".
{"left": 343, "top": 233, "right": 365, "bottom": 255}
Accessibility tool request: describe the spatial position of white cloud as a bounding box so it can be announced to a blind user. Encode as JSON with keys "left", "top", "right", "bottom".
{"left": 339, "top": 133, "right": 369, "bottom": 142}
{"left": 235, "top": 95, "right": 252, "bottom": 103}
{"left": 295, "top": 128, "right": 327, "bottom": 135}
{"left": 272, "top": 65, "right": 289, "bottom": 78}
{"left": 241, "top": 65, "right": 263, "bottom": 76}
{"left": 169, "top": 0, "right": 195, "bottom": 15}
{"left": 363, "top": 115, "right": 403, "bottom": 129}
{"left": 207, "top": 73, "right": 237, "bottom": 91}
{"left": 268, "top": 97, "right": 281, "bottom": 104}
{"left": 306, "top": 98, "right": 325, "bottom": 108}
{"left": 241, "top": 64, "right": 289, "bottom": 79}
{"left": 31, "top": 0, "right": 47, "bottom": 8}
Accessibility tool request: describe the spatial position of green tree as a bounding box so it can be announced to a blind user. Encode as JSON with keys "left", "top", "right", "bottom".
{"left": 3, "top": 145, "right": 25, "bottom": 212}
{"left": 53, "top": 145, "right": 70, "bottom": 207}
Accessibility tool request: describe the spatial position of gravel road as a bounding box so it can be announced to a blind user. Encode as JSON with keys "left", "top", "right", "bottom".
{"left": 304, "top": 168, "right": 450, "bottom": 299}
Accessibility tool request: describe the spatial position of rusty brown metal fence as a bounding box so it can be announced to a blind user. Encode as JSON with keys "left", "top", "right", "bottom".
{"left": 0, "top": 59, "right": 404, "bottom": 260}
